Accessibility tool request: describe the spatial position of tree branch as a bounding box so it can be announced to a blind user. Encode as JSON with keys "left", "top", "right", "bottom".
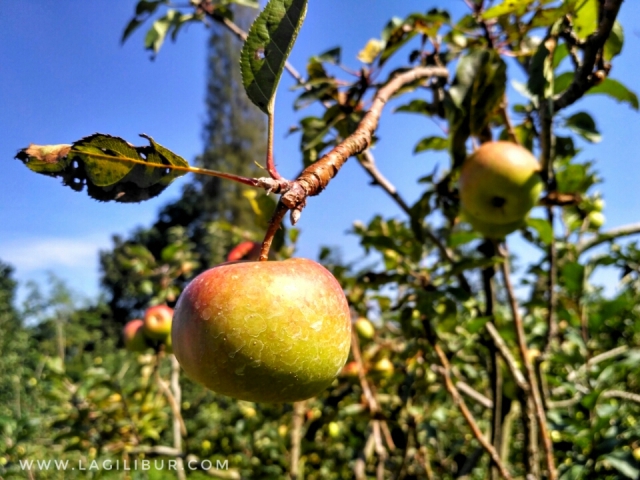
{"left": 279, "top": 66, "right": 449, "bottom": 211}
{"left": 499, "top": 246, "right": 557, "bottom": 480}
{"left": 433, "top": 343, "right": 514, "bottom": 480}
{"left": 577, "top": 222, "right": 640, "bottom": 255}
{"left": 553, "top": 0, "right": 625, "bottom": 112}
{"left": 485, "top": 322, "right": 529, "bottom": 392}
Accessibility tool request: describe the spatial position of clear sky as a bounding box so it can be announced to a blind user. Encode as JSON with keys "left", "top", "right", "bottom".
{"left": 2, "top": 1, "right": 640, "bottom": 302}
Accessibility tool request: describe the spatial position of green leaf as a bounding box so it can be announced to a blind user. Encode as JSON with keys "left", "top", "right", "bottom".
{"left": 313, "top": 47, "right": 341, "bottom": 65}
{"left": 601, "top": 452, "right": 640, "bottom": 479}
{"left": 570, "top": 0, "right": 598, "bottom": 40}
{"left": 482, "top": 0, "right": 536, "bottom": 20}
{"left": 16, "top": 134, "right": 188, "bottom": 203}
{"left": 144, "top": 11, "right": 176, "bottom": 54}
{"left": 528, "top": 25, "right": 563, "bottom": 99}
{"left": 447, "top": 49, "right": 507, "bottom": 167}
{"left": 395, "top": 99, "right": 437, "bottom": 116}
{"left": 565, "top": 112, "right": 601, "bottom": 143}
{"left": 587, "top": 78, "right": 639, "bottom": 110}
{"left": 122, "top": 1, "right": 168, "bottom": 44}
{"left": 554, "top": 71, "right": 573, "bottom": 94}
{"left": 603, "top": 20, "right": 624, "bottom": 61}
{"left": 414, "top": 136, "right": 449, "bottom": 153}
{"left": 240, "top": 0, "right": 308, "bottom": 114}
{"left": 526, "top": 217, "right": 554, "bottom": 244}
{"left": 560, "top": 464, "right": 587, "bottom": 480}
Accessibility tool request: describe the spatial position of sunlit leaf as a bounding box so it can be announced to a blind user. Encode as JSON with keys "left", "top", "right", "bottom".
{"left": 240, "top": 0, "right": 308, "bottom": 114}
{"left": 603, "top": 20, "right": 624, "bottom": 61}
{"left": 482, "top": 0, "right": 536, "bottom": 20}
{"left": 16, "top": 134, "right": 188, "bottom": 203}
{"left": 357, "top": 38, "right": 384, "bottom": 64}
{"left": 565, "top": 112, "right": 601, "bottom": 143}
{"left": 414, "top": 136, "right": 449, "bottom": 153}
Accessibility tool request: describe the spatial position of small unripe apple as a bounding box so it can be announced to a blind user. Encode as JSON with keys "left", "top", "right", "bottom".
{"left": 123, "top": 319, "right": 148, "bottom": 352}
{"left": 143, "top": 305, "right": 174, "bottom": 340}
{"left": 587, "top": 211, "right": 605, "bottom": 228}
{"left": 592, "top": 198, "right": 605, "bottom": 212}
{"left": 459, "top": 142, "right": 543, "bottom": 235}
{"left": 328, "top": 421, "right": 341, "bottom": 438}
{"left": 354, "top": 317, "right": 375, "bottom": 340}
{"left": 172, "top": 258, "right": 352, "bottom": 403}
{"left": 371, "top": 358, "right": 394, "bottom": 377}
{"left": 227, "top": 241, "right": 261, "bottom": 262}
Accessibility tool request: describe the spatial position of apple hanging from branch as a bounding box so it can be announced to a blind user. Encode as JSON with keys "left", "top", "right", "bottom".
{"left": 172, "top": 258, "right": 352, "bottom": 403}
{"left": 459, "top": 141, "right": 543, "bottom": 238}
{"left": 143, "top": 304, "right": 174, "bottom": 340}
{"left": 123, "top": 319, "right": 149, "bottom": 353}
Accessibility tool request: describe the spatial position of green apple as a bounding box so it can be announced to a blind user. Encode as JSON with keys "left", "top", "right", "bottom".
{"left": 143, "top": 305, "right": 173, "bottom": 340}
{"left": 459, "top": 141, "right": 543, "bottom": 227}
{"left": 587, "top": 211, "right": 605, "bottom": 228}
{"left": 172, "top": 258, "right": 352, "bottom": 403}
{"left": 371, "top": 358, "right": 394, "bottom": 377}
{"left": 123, "top": 319, "right": 149, "bottom": 353}
{"left": 354, "top": 317, "right": 375, "bottom": 340}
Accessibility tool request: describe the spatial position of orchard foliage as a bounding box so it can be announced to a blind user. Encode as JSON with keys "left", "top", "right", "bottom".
{"left": 7, "top": 0, "right": 640, "bottom": 479}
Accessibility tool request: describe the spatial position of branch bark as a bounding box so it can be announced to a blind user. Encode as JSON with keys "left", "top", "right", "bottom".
{"left": 433, "top": 343, "right": 514, "bottom": 480}
{"left": 552, "top": 0, "right": 625, "bottom": 112}
{"left": 500, "top": 246, "right": 557, "bottom": 480}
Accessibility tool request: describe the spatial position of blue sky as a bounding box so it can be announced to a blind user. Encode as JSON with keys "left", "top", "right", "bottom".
{"left": 2, "top": 1, "right": 640, "bottom": 302}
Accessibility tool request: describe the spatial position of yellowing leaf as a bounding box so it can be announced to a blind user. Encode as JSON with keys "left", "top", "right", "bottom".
{"left": 357, "top": 39, "right": 384, "bottom": 64}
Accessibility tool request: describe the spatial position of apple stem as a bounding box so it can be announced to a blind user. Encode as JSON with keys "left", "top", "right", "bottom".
{"left": 258, "top": 200, "right": 289, "bottom": 261}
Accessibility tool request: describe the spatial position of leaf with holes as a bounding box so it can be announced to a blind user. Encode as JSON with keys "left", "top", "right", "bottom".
{"left": 240, "top": 0, "right": 308, "bottom": 114}
{"left": 15, "top": 134, "right": 188, "bottom": 203}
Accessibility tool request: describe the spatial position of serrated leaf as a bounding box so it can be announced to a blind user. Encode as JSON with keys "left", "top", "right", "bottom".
{"left": 414, "top": 136, "right": 449, "bottom": 153}
{"left": 565, "top": 112, "right": 601, "bottom": 143}
{"left": 16, "top": 134, "right": 188, "bottom": 203}
{"left": 240, "top": 0, "right": 308, "bottom": 114}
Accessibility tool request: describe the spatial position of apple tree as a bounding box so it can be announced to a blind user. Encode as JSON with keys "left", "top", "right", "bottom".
{"left": 13, "top": 0, "right": 640, "bottom": 479}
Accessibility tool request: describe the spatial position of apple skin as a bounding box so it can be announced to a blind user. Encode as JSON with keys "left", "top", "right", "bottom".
{"left": 227, "top": 241, "right": 262, "bottom": 262}
{"left": 459, "top": 142, "right": 543, "bottom": 226}
{"left": 123, "top": 319, "right": 149, "bottom": 353}
{"left": 460, "top": 208, "right": 525, "bottom": 239}
{"left": 172, "top": 258, "right": 352, "bottom": 403}
{"left": 143, "top": 305, "right": 174, "bottom": 340}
